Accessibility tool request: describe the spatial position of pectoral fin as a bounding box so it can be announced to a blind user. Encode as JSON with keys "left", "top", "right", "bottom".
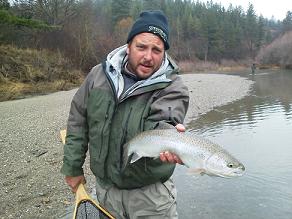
{"left": 130, "top": 152, "right": 143, "bottom": 163}
{"left": 121, "top": 152, "right": 143, "bottom": 172}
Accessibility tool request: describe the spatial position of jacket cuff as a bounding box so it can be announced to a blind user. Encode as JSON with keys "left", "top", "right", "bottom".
{"left": 60, "top": 163, "right": 84, "bottom": 176}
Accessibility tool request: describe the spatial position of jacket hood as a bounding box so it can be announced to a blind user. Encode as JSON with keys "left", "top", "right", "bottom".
{"left": 105, "top": 45, "right": 179, "bottom": 98}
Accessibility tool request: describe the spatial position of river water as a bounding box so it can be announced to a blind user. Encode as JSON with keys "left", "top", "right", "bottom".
{"left": 174, "top": 69, "right": 292, "bottom": 219}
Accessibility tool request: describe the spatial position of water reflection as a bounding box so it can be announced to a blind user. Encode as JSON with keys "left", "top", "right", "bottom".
{"left": 175, "top": 70, "right": 292, "bottom": 219}
{"left": 188, "top": 70, "right": 292, "bottom": 134}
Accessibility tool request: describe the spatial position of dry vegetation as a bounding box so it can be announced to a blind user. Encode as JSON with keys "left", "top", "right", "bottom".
{"left": 178, "top": 59, "right": 249, "bottom": 73}
{"left": 256, "top": 31, "right": 292, "bottom": 69}
{"left": 0, "top": 45, "right": 84, "bottom": 101}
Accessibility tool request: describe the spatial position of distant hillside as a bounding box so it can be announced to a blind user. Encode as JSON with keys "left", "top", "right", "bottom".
{"left": 0, "top": 45, "right": 84, "bottom": 101}
{"left": 257, "top": 31, "right": 292, "bottom": 69}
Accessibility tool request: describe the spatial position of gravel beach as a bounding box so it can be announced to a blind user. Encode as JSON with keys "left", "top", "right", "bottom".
{"left": 0, "top": 73, "right": 253, "bottom": 219}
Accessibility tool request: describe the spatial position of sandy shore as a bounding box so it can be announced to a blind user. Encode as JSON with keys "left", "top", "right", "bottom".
{"left": 0, "top": 73, "right": 253, "bottom": 219}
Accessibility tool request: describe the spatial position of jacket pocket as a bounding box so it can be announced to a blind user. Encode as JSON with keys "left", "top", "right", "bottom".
{"left": 99, "top": 101, "right": 111, "bottom": 158}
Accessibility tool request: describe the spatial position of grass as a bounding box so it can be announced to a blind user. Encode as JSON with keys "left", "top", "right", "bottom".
{"left": 0, "top": 44, "right": 84, "bottom": 101}
{"left": 0, "top": 80, "right": 81, "bottom": 101}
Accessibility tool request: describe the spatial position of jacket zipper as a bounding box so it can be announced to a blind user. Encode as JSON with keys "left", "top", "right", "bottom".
{"left": 119, "top": 81, "right": 170, "bottom": 103}
{"left": 102, "top": 61, "right": 119, "bottom": 104}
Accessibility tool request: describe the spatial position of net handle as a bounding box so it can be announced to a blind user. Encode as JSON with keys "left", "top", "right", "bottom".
{"left": 73, "top": 183, "right": 115, "bottom": 219}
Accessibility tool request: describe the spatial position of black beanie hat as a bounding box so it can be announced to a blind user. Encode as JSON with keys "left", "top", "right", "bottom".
{"left": 126, "top": 10, "right": 170, "bottom": 50}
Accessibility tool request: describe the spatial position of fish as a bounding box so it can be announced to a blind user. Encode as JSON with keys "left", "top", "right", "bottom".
{"left": 123, "top": 129, "right": 245, "bottom": 178}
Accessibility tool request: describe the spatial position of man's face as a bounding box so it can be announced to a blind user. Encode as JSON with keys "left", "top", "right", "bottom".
{"left": 127, "top": 32, "right": 165, "bottom": 79}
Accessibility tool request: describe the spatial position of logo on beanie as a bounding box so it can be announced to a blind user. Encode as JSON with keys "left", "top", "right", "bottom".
{"left": 148, "top": 26, "right": 167, "bottom": 42}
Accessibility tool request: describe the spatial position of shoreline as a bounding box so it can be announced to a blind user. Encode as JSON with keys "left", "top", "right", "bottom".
{"left": 182, "top": 73, "right": 253, "bottom": 125}
{"left": 0, "top": 73, "right": 253, "bottom": 218}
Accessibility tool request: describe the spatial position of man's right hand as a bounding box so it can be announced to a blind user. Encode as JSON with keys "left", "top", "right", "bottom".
{"left": 65, "top": 175, "right": 86, "bottom": 193}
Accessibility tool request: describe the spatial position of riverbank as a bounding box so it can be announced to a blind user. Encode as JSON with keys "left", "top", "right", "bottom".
{"left": 0, "top": 73, "right": 253, "bottom": 219}
{"left": 0, "top": 45, "right": 84, "bottom": 102}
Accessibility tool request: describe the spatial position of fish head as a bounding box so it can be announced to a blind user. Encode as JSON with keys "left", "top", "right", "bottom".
{"left": 205, "top": 151, "right": 245, "bottom": 178}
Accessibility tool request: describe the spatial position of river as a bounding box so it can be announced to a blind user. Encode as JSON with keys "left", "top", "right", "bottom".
{"left": 174, "top": 69, "right": 292, "bottom": 219}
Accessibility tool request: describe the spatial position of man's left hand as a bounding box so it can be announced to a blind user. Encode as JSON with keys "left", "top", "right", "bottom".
{"left": 159, "top": 124, "right": 185, "bottom": 164}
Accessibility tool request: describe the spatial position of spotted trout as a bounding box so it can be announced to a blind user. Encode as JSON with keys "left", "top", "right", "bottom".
{"left": 123, "top": 129, "right": 245, "bottom": 178}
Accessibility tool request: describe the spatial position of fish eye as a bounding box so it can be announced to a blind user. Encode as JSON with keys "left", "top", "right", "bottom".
{"left": 227, "top": 163, "right": 234, "bottom": 168}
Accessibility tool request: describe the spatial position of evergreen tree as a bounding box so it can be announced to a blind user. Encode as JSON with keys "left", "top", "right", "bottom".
{"left": 143, "top": 0, "right": 161, "bottom": 10}
{"left": 244, "top": 3, "right": 258, "bottom": 58}
{"left": 222, "top": 5, "right": 245, "bottom": 59}
{"left": 256, "top": 15, "right": 265, "bottom": 49}
{"left": 198, "top": 2, "right": 224, "bottom": 61}
{"left": 0, "top": 8, "right": 56, "bottom": 29}
{"left": 282, "top": 11, "right": 292, "bottom": 33}
{"left": 112, "top": 0, "right": 131, "bottom": 25}
{"left": 130, "top": 0, "right": 143, "bottom": 19}
{"left": 0, "top": 0, "right": 10, "bottom": 9}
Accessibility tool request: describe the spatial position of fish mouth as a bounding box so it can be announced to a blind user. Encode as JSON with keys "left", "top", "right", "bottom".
{"left": 207, "top": 167, "right": 245, "bottom": 178}
{"left": 229, "top": 166, "right": 246, "bottom": 177}
{"left": 219, "top": 172, "right": 244, "bottom": 178}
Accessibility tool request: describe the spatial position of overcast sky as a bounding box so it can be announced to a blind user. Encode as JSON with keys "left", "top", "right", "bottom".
{"left": 200, "top": 0, "right": 292, "bottom": 20}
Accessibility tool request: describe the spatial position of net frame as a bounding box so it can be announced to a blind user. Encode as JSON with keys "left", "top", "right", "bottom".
{"left": 73, "top": 184, "right": 115, "bottom": 219}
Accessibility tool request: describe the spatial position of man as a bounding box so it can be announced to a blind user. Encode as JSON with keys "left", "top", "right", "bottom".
{"left": 251, "top": 63, "right": 256, "bottom": 74}
{"left": 61, "top": 10, "right": 189, "bottom": 218}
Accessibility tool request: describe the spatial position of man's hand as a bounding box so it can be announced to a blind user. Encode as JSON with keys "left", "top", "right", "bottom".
{"left": 159, "top": 124, "right": 185, "bottom": 164}
{"left": 65, "top": 175, "right": 86, "bottom": 193}
{"left": 175, "top": 123, "right": 186, "bottom": 132}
